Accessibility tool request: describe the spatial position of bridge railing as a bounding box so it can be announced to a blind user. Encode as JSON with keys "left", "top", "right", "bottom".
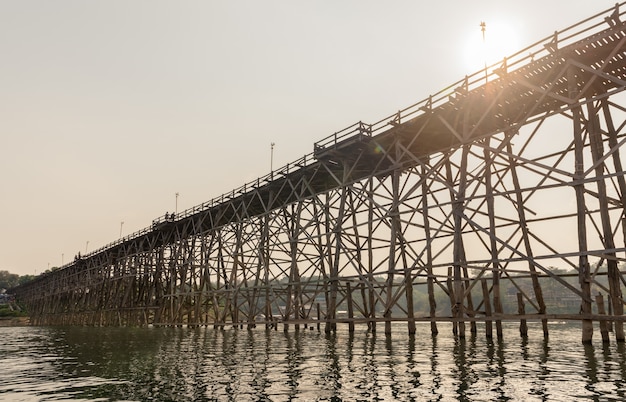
{"left": 60, "top": 2, "right": 626, "bottom": 272}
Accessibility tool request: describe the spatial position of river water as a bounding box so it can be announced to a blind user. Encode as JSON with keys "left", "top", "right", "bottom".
{"left": 0, "top": 321, "right": 625, "bottom": 401}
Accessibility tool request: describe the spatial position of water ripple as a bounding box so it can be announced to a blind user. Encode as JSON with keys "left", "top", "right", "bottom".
{"left": 1, "top": 323, "right": 625, "bottom": 401}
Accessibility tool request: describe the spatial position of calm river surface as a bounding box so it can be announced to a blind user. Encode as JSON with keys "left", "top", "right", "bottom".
{"left": 1, "top": 322, "right": 625, "bottom": 401}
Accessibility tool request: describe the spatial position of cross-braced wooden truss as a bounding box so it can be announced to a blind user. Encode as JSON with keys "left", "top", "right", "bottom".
{"left": 12, "top": 3, "right": 626, "bottom": 342}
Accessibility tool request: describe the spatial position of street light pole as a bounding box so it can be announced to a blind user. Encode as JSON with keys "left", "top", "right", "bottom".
{"left": 271, "top": 142, "right": 275, "bottom": 173}
{"left": 175, "top": 192, "right": 179, "bottom": 215}
{"left": 85, "top": 240, "right": 89, "bottom": 253}
{"left": 480, "top": 21, "right": 487, "bottom": 84}
{"left": 120, "top": 221, "right": 124, "bottom": 238}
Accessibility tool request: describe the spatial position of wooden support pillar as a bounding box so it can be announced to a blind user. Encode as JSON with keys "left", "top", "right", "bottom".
{"left": 317, "top": 199, "right": 331, "bottom": 333}
{"left": 448, "top": 146, "right": 469, "bottom": 339}
{"left": 286, "top": 203, "right": 304, "bottom": 333}
{"left": 359, "top": 282, "right": 369, "bottom": 328}
{"left": 447, "top": 266, "right": 457, "bottom": 337}
{"left": 463, "top": 267, "right": 477, "bottom": 336}
{"left": 506, "top": 138, "right": 548, "bottom": 339}
{"left": 285, "top": 229, "right": 294, "bottom": 332}
{"left": 517, "top": 293, "right": 528, "bottom": 338}
{"left": 263, "top": 203, "right": 274, "bottom": 330}
{"left": 403, "top": 264, "right": 416, "bottom": 335}
{"left": 389, "top": 168, "right": 417, "bottom": 335}
{"left": 384, "top": 170, "right": 400, "bottom": 336}
{"left": 347, "top": 282, "right": 355, "bottom": 333}
{"left": 421, "top": 163, "right": 438, "bottom": 336}
{"left": 607, "top": 294, "right": 614, "bottom": 332}
{"left": 571, "top": 73, "right": 593, "bottom": 343}
{"left": 483, "top": 138, "right": 503, "bottom": 339}
{"left": 316, "top": 302, "right": 321, "bottom": 332}
{"left": 596, "top": 293, "right": 610, "bottom": 344}
{"left": 248, "top": 218, "right": 265, "bottom": 330}
{"left": 367, "top": 178, "right": 377, "bottom": 333}
{"left": 481, "top": 279, "right": 493, "bottom": 339}
{"left": 599, "top": 99, "right": 625, "bottom": 342}
{"left": 169, "top": 245, "right": 178, "bottom": 326}
{"left": 154, "top": 247, "right": 166, "bottom": 326}
{"left": 326, "top": 185, "right": 347, "bottom": 334}
{"left": 198, "top": 239, "right": 208, "bottom": 328}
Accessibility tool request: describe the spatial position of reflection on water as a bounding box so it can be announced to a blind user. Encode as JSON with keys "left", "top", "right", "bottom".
{"left": 1, "top": 322, "right": 626, "bottom": 401}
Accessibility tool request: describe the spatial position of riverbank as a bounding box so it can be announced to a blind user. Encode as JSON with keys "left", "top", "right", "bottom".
{"left": 0, "top": 317, "right": 29, "bottom": 327}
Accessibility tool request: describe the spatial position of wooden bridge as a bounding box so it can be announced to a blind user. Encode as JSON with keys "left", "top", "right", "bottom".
{"left": 12, "top": 3, "right": 626, "bottom": 343}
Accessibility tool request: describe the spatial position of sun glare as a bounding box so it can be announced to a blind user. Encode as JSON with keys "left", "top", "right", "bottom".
{"left": 463, "top": 20, "right": 521, "bottom": 74}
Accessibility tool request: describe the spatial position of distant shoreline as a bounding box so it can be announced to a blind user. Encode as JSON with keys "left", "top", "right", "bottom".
{"left": 0, "top": 317, "right": 29, "bottom": 327}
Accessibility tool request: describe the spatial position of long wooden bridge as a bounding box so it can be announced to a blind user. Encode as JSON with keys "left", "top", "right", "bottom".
{"left": 12, "top": 3, "right": 626, "bottom": 343}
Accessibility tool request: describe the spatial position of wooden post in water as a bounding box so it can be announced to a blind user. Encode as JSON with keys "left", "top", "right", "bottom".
{"left": 598, "top": 99, "right": 625, "bottom": 342}
{"left": 366, "top": 178, "right": 377, "bottom": 334}
{"left": 570, "top": 67, "right": 593, "bottom": 344}
{"left": 447, "top": 267, "right": 457, "bottom": 337}
{"left": 506, "top": 139, "right": 548, "bottom": 340}
{"left": 517, "top": 293, "right": 528, "bottom": 338}
{"left": 484, "top": 135, "right": 503, "bottom": 339}
{"left": 316, "top": 302, "right": 321, "bottom": 332}
{"left": 347, "top": 282, "right": 354, "bottom": 333}
{"left": 446, "top": 147, "right": 468, "bottom": 339}
{"left": 259, "top": 215, "right": 272, "bottom": 331}
{"left": 463, "top": 268, "right": 477, "bottom": 336}
{"left": 607, "top": 294, "right": 614, "bottom": 332}
{"left": 596, "top": 293, "right": 610, "bottom": 344}
{"left": 384, "top": 170, "right": 400, "bottom": 336}
{"left": 359, "top": 282, "right": 369, "bottom": 330}
{"left": 400, "top": 222, "right": 416, "bottom": 335}
{"left": 421, "top": 163, "right": 438, "bottom": 336}
{"left": 481, "top": 279, "right": 493, "bottom": 339}
{"left": 326, "top": 186, "right": 347, "bottom": 334}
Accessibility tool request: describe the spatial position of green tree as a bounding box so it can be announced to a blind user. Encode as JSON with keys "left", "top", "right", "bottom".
{"left": 18, "top": 275, "right": 36, "bottom": 285}
{"left": 0, "top": 270, "right": 20, "bottom": 290}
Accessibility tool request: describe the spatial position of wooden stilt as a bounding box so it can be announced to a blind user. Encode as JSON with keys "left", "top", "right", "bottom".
{"left": 447, "top": 267, "right": 457, "bottom": 337}
{"left": 596, "top": 293, "right": 610, "bottom": 344}
{"left": 570, "top": 67, "right": 593, "bottom": 344}
{"left": 347, "top": 282, "right": 355, "bottom": 333}
{"left": 517, "top": 293, "right": 528, "bottom": 338}
{"left": 607, "top": 294, "right": 614, "bottom": 333}
{"left": 481, "top": 279, "right": 493, "bottom": 339}
{"left": 316, "top": 302, "right": 321, "bottom": 332}
{"left": 506, "top": 138, "right": 548, "bottom": 340}
{"left": 599, "top": 100, "right": 625, "bottom": 342}
{"left": 421, "top": 164, "right": 438, "bottom": 337}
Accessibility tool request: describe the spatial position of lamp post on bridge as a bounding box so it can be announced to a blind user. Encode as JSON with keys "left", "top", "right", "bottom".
{"left": 175, "top": 192, "right": 179, "bottom": 215}
{"left": 271, "top": 142, "right": 275, "bottom": 176}
{"left": 480, "top": 21, "right": 487, "bottom": 84}
{"left": 119, "top": 221, "right": 124, "bottom": 238}
{"left": 85, "top": 240, "right": 89, "bottom": 253}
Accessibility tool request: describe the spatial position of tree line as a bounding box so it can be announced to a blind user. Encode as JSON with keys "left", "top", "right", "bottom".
{"left": 0, "top": 270, "right": 36, "bottom": 292}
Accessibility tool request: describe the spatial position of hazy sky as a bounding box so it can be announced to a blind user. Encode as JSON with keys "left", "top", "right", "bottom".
{"left": 0, "top": 1, "right": 617, "bottom": 275}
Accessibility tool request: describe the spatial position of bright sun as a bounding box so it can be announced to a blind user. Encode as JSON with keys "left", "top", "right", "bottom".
{"left": 463, "top": 20, "right": 521, "bottom": 74}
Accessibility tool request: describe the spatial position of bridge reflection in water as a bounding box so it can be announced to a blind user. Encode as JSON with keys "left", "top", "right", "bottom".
{"left": 12, "top": 3, "right": 626, "bottom": 344}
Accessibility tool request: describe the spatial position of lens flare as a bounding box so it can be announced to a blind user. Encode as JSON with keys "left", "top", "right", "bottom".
{"left": 463, "top": 20, "right": 521, "bottom": 74}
